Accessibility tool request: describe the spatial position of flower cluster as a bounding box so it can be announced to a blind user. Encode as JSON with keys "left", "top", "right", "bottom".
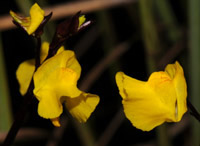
{"left": 11, "top": 3, "right": 188, "bottom": 130}
{"left": 12, "top": 3, "right": 99, "bottom": 126}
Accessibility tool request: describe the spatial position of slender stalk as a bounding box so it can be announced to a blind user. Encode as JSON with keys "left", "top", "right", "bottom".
{"left": 2, "top": 37, "right": 42, "bottom": 146}
{"left": 71, "top": 120, "right": 95, "bottom": 146}
{"left": 0, "top": 33, "right": 12, "bottom": 131}
{"left": 35, "top": 37, "right": 41, "bottom": 68}
{"left": 96, "top": 10, "right": 118, "bottom": 77}
{"left": 95, "top": 109, "right": 124, "bottom": 146}
{"left": 187, "top": 100, "right": 200, "bottom": 122}
{"left": 189, "top": 0, "right": 200, "bottom": 145}
{"left": 155, "top": 0, "right": 180, "bottom": 42}
{"left": 139, "top": 0, "right": 160, "bottom": 72}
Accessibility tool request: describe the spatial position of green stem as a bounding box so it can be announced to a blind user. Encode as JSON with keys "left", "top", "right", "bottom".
{"left": 189, "top": 0, "right": 200, "bottom": 145}
{"left": 96, "top": 10, "right": 118, "bottom": 77}
{"left": 139, "top": 0, "right": 159, "bottom": 73}
{"left": 187, "top": 100, "right": 200, "bottom": 122}
{"left": 155, "top": 0, "right": 180, "bottom": 42}
{"left": 72, "top": 120, "right": 95, "bottom": 146}
{"left": 157, "top": 124, "right": 171, "bottom": 146}
{"left": 0, "top": 33, "right": 12, "bottom": 131}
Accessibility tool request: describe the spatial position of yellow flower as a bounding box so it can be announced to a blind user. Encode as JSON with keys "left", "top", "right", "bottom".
{"left": 78, "top": 15, "right": 86, "bottom": 28}
{"left": 10, "top": 3, "right": 44, "bottom": 35}
{"left": 115, "top": 61, "right": 187, "bottom": 131}
{"left": 16, "top": 42, "right": 100, "bottom": 126}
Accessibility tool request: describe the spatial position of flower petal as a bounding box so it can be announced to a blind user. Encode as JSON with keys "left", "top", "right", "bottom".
{"left": 122, "top": 97, "right": 172, "bottom": 131}
{"left": 116, "top": 72, "right": 146, "bottom": 100}
{"left": 51, "top": 117, "right": 61, "bottom": 127}
{"left": 27, "top": 3, "right": 44, "bottom": 34}
{"left": 116, "top": 71, "right": 183, "bottom": 131}
{"left": 147, "top": 71, "right": 177, "bottom": 111}
{"left": 78, "top": 15, "right": 86, "bottom": 28}
{"left": 34, "top": 67, "right": 82, "bottom": 119}
{"left": 65, "top": 52, "right": 81, "bottom": 80}
{"left": 37, "top": 90, "right": 63, "bottom": 119}
{"left": 33, "top": 50, "right": 82, "bottom": 98}
{"left": 65, "top": 92, "right": 100, "bottom": 122}
{"left": 165, "top": 61, "right": 187, "bottom": 121}
{"left": 34, "top": 67, "right": 82, "bottom": 101}
{"left": 16, "top": 59, "right": 35, "bottom": 95}
{"left": 40, "top": 42, "right": 49, "bottom": 63}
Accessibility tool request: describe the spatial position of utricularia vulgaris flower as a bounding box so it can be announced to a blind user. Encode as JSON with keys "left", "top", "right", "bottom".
{"left": 115, "top": 61, "right": 187, "bottom": 131}
{"left": 10, "top": 3, "right": 44, "bottom": 35}
{"left": 16, "top": 42, "right": 100, "bottom": 126}
{"left": 12, "top": 3, "right": 100, "bottom": 127}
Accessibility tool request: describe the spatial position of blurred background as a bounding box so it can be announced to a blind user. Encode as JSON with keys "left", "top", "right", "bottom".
{"left": 0, "top": 0, "right": 199, "bottom": 145}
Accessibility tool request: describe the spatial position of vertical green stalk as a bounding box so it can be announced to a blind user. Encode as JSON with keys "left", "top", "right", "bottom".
{"left": 97, "top": 11, "right": 118, "bottom": 77}
{"left": 139, "top": 0, "right": 171, "bottom": 146}
{"left": 139, "top": 0, "right": 159, "bottom": 73}
{"left": 72, "top": 120, "right": 95, "bottom": 146}
{"left": 97, "top": 11, "right": 116, "bottom": 50}
{"left": 156, "top": 125, "right": 171, "bottom": 146}
{"left": 155, "top": 0, "right": 180, "bottom": 43}
{"left": 189, "top": 0, "right": 200, "bottom": 145}
{"left": 0, "top": 34, "right": 12, "bottom": 131}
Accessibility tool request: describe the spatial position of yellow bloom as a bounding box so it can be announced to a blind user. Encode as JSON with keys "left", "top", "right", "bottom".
{"left": 10, "top": 3, "right": 44, "bottom": 35}
{"left": 115, "top": 61, "right": 187, "bottom": 131}
{"left": 16, "top": 42, "right": 100, "bottom": 126}
{"left": 78, "top": 15, "right": 86, "bottom": 28}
